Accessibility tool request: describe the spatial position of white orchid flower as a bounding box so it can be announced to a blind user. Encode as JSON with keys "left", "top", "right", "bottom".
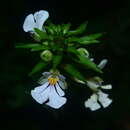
{"left": 31, "top": 72, "right": 67, "bottom": 109}
{"left": 23, "top": 10, "right": 49, "bottom": 33}
{"left": 85, "top": 77, "right": 112, "bottom": 111}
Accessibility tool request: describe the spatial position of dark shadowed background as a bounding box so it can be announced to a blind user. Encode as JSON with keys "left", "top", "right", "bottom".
{"left": 1, "top": 0, "right": 130, "bottom": 130}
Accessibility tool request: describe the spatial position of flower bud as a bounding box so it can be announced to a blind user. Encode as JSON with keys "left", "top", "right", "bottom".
{"left": 77, "top": 48, "right": 89, "bottom": 57}
{"left": 40, "top": 50, "right": 53, "bottom": 62}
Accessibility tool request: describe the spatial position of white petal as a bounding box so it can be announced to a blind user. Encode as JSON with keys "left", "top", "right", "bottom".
{"left": 23, "top": 14, "right": 35, "bottom": 32}
{"left": 101, "top": 84, "right": 112, "bottom": 89}
{"left": 32, "top": 82, "right": 49, "bottom": 93}
{"left": 55, "top": 83, "right": 65, "bottom": 96}
{"left": 84, "top": 94, "right": 101, "bottom": 111}
{"left": 38, "top": 78, "right": 48, "bottom": 85}
{"left": 58, "top": 80, "right": 68, "bottom": 89}
{"left": 59, "top": 74, "right": 66, "bottom": 80}
{"left": 100, "top": 97, "right": 112, "bottom": 108}
{"left": 46, "top": 86, "right": 67, "bottom": 109}
{"left": 98, "top": 59, "right": 108, "bottom": 69}
{"left": 98, "top": 91, "right": 112, "bottom": 108}
{"left": 34, "top": 10, "right": 49, "bottom": 30}
{"left": 98, "top": 90, "right": 108, "bottom": 98}
{"left": 42, "top": 72, "right": 51, "bottom": 76}
{"left": 31, "top": 82, "right": 49, "bottom": 104}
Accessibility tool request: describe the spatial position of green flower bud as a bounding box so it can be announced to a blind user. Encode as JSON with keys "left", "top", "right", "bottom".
{"left": 77, "top": 48, "right": 89, "bottom": 57}
{"left": 40, "top": 50, "right": 53, "bottom": 62}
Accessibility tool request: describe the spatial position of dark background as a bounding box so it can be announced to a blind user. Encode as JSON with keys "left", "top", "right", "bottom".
{"left": 1, "top": 0, "right": 130, "bottom": 130}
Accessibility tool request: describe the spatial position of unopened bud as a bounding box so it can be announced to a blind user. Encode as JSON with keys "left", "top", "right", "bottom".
{"left": 40, "top": 50, "right": 53, "bottom": 62}
{"left": 77, "top": 48, "right": 89, "bottom": 57}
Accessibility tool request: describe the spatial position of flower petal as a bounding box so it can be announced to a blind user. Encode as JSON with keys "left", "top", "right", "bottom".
{"left": 55, "top": 83, "right": 65, "bottom": 96}
{"left": 34, "top": 10, "right": 49, "bottom": 30}
{"left": 98, "top": 90, "right": 108, "bottom": 98}
{"left": 98, "top": 59, "right": 108, "bottom": 69}
{"left": 59, "top": 74, "right": 66, "bottom": 80}
{"left": 101, "top": 84, "right": 112, "bottom": 89}
{"left": 98, "top": 91, "right": 112, "bottom": 108}
{"left": 23, "top": 14, "right": 35, "bottom": 32}
{"left": 46, "top": 86, "right": 67, "bottom": 109}
{"left": 31, "top": 82, "right": 49, "bottom": 104}
{"left": 42, "top": 72, "right": 51, "bottom": 77}
{"left": 85, "top": 94, "right": 101, "bottom": 111}
{"left": 58, "top": 80, "right": 67, "bottom": 89}
{"left": 32, "top": 82, "right": 49, "bottom": 93}
{"left": 38, "top": 78, "right": 48, "bottom": 85}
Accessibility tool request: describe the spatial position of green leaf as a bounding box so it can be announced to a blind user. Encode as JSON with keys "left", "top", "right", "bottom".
{"left": 62, "top": 23, "right": 71, "bottom": 35}
{"left": 31, "top": 45, "right": 50, "bottom": 51}
{"left": 34, "top": 28, "right": 53, "bottom": 40}
{"left": 68, "top": 22, "right": 88, "bottom": 36}
{"left": 56, "top": 25, "right": 62, "bottom": 34}
{"left": 78, "top": 39, "right": 100, "bottom": 45}
{"left": 45, "top": 23, "right": 58, "bottom": 35}
{"left": 66, "top": 36, "right": 100, "bottom": 45}
{"left": 78, "top": 33, "right": 103, "bottom": 44}
{"left": 16, "top": 43, "right": 40, "bottom": 48}
{"left": 77, "top": 55, "right": 102, "bottom": 73}
{"left": 45, "top": 26, "right": 54, "bottom": 35}
{"left": 63, "top": 64, "right": 86, "bottom": 81}
{"left": 81, "top": 33, "right": 103, "bottom": 40}
{"left": 52, "top": 55, "right": 62, "bottom": 69}
{"left": 66, "top": 37, "right": 80, "bottom": 43}
{"left": 67, "top": 47, "right": 102, "bottom": 73}
{"left": 29, "top": 61, "right": 48, "bottom": 76}
{"left": 67, "top": 46, "right": 79, "bottom": 55}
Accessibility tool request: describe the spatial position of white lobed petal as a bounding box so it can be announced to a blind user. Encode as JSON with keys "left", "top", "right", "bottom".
{"left": 98, "top": 91, "right": 112, "bottom": 108}
{"left": 23, "top": 14, "right": 35, "bottom": 32}
{"left": 98, "top": 59, "right": 108, "bottom": 69}
{"left": 84, "top": 94, "right": 101, "bottom": 111}
{"left": 31, "top": 82, "right": 49, "bottom": 104}
{"left": 46, "top": 86, "right": 67, "bottom": 109}
{"left": 55, "top": 83, "right": 65, "bottom": 96}
{"left": 34, "top": 10, "right": 49, "bottom": 30}
{"left": 101, "top": 84, "right": 112, "bottom": 89}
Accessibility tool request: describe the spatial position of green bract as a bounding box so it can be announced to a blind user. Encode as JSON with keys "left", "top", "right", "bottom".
{"left": 16, "top": 21, "right": 103, "bottom": 80}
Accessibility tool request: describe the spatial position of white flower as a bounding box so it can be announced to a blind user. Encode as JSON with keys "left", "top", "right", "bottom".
{"left": 23, "top": 10, "right": 49, "bottom": 33}
{"left": 85, "top": 90, "right": 112, "bottom": 111}
{"left": 85, "top": 77, "right": 112, "bottom": 111}
{"left": 85, "top": 94, "right": 101, "bottom": 111}
{"left": 31, "top": 72, "right": 67, "bottom": 109}
{"left": 98, "top": 90, "right": 112, "bottom": 108}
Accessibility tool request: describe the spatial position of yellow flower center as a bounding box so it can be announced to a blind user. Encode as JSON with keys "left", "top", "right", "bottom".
{"left": 48, "top": 77, "right": 59, "bottom": 85}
